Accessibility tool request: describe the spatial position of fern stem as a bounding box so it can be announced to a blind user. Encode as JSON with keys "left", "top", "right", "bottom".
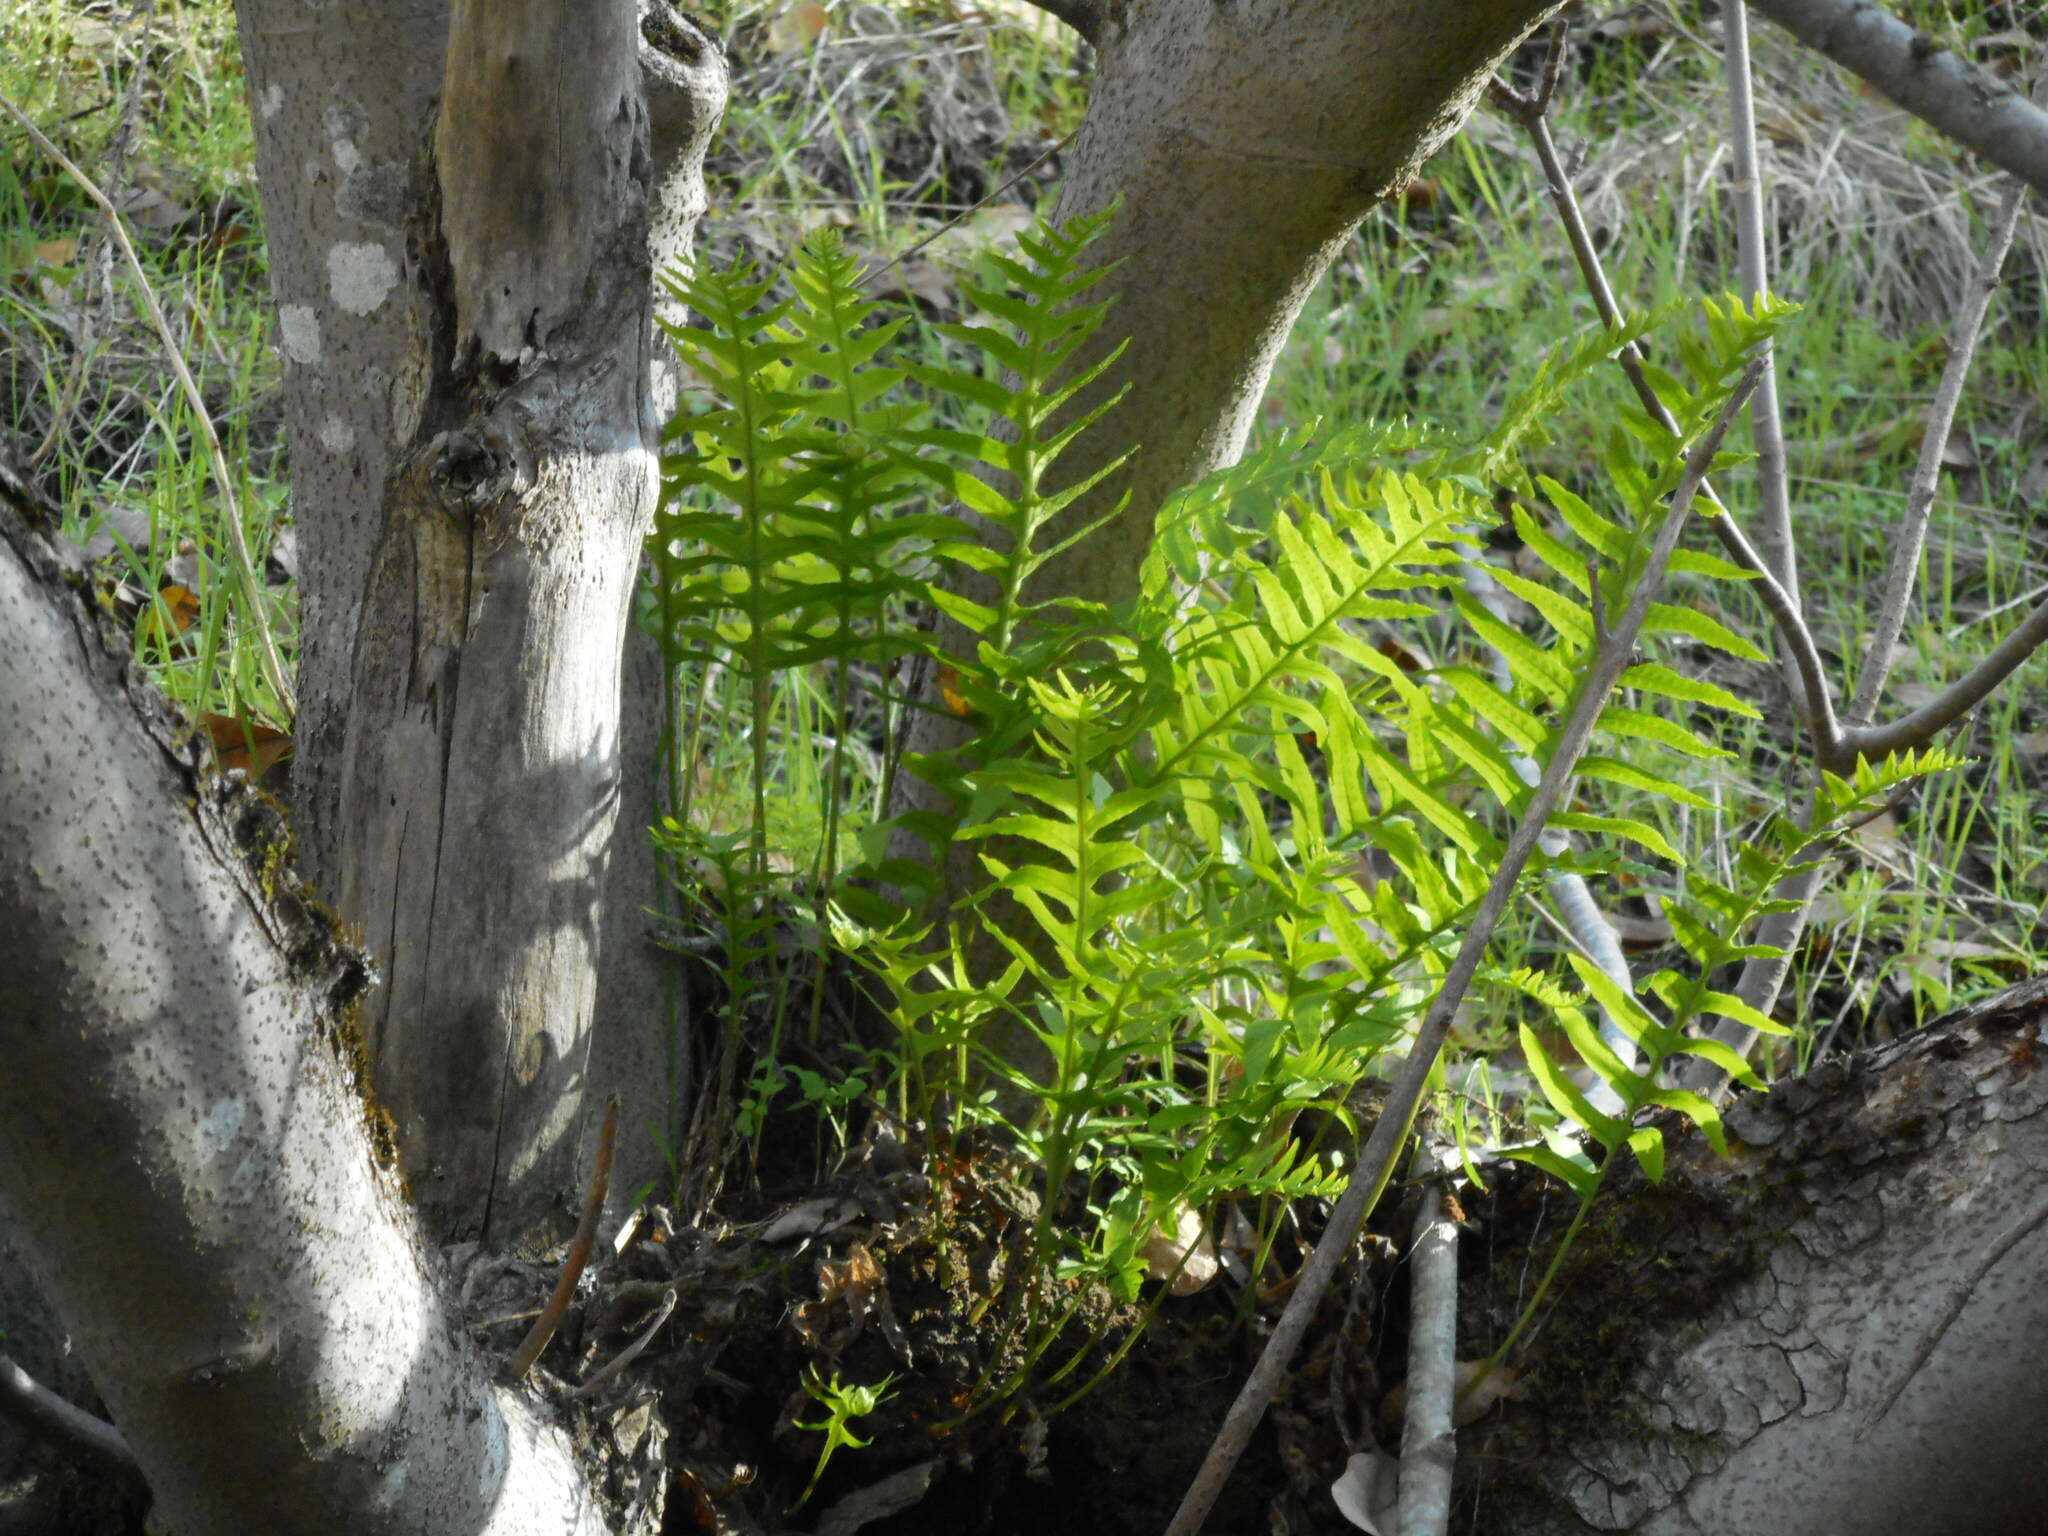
{"left": 1485, "top": 1176, "right": 1600, "bottom": 1374}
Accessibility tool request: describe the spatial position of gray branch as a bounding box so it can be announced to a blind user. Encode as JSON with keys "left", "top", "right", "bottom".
{"left": 0, "top": 1351, "right": 138, "bottom": 1478}
{"left": 1721, "top": 0, "right": 1798, "bottom": 604}
{"left": 1395, "top": 1144, "right": 1458, "bottom": 1536}
{"left": 1747, "top": 0, "right": 2048, "bottom": 198}
{"left": 1492, "top": 92, "right": 1844, "bottom": 760}
{"left": 1847, "top": 180, "right": 2029, "bottom": 728}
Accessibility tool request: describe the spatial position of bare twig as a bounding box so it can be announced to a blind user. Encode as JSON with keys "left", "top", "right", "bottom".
{"left": 855, "top": 129, "right": 1076, "bottom": 292}
{"left": 571, "top": 1286, "right": 677, "bottom": 1401}
{"left": 1165, "top": 366, "right": 1763, "bottom": 1536}
{"left": 0, "top": 1351, "right": 140, "bottom": 1477}
{"left": 1689, "top": 180, "right": 2042, "bottom": 1094}
{"left": 1501, "top": 52, "right": 2048, "bottom": 1102}
{"left": 500, "top": 1093, "right": 621, "bottom": 1385}
{"left": 1839, "top": 595, "right": 2048, "bottom": 766}
{"left": 1721, "top": 0, "right": 1798, "bottom": 604}
{"left": 1487, "top": 88, "right": 1843, "bottom": 761}
{"left": 1746, "top": 0, "right": 2048, "bottom": 199}
{"left": 1847, "top": 178, "right": 2028, "bottom": 726}
{"left": 0, "top": 90, "right": 297, "bottom": 722}
{"left": 1395, "top": 1140, "right": 1458, "bottom": 1536}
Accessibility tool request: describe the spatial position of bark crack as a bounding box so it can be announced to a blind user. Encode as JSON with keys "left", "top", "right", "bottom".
{"left": 1856, "top": 1189, "right": 2048, "bottom": 1440}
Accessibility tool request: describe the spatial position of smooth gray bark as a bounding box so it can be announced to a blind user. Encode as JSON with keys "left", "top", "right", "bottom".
{"left": 584, "top": 4, "right": 731, "bottom": 1217}
{"left": 330, "top": 0, "right": 660, "bottom": 1244}
{"left": 1034, "top": 0, "right": 1563, "bottom": 609}
{"left": 1468, "top": 977, "right": 2048, "bottom": 1536}
{"left": 232, "top": 0, "right": 449, "bottom": 901}
{"left": 0, "top": 506, "right": 606, "bottom": 1536}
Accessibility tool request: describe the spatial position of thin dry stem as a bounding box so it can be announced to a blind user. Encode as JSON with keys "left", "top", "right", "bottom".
{"left": 857, "top": 128, "right": 1076, "bottom": 291}
{"left": 571, "top": 1286, "right": 677, "bottom": 1401}
{"left": 0, "top": 90, "right": 297, "bottom": 722}
{"left": 0, "top": 1350, "right": 140, "bottom": 1477}
{"left": 1721, "top": 0, "right": 1798, "bottom": 604}
{"left": 1692, "top": 179, "right": 2044, "bottom": 1096}
{"left": 1842, "top": 596, "right": 2048, "bottom": 768}
{"left": 1848, "top": 178, "right": 2028, "bottom": 726}
{"left": 1395, "top": 1139, "right": 1458, "bottom": 1536}
{"left": 1490, "top": 91, "right": 1843, "bottom": 759}
{"left": 501, "top": 1093, "right": 621, "bottom": 1385}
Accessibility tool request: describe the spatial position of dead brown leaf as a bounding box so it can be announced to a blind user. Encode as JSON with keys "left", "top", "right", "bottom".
{"left": 136, "top": 583, "right": 200, "bottom": 651}
{"left": 767, "top": 1, "right": 831, "bottom": 54}
{"left": 200, "top": 713, "right": 293, "bottom": 779}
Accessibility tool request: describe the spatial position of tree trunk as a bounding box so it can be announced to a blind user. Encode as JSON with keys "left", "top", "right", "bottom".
{"left": 230, "top": 0, "right": 449, "bottom": 900}
{"left": 1032, "top": 0, "right": 1560, "bottom": 610}
{"left": 0, "top": 504, "right": 605, "bottom": 1535}
{"left": 237, "top": 0, "right": 725, "bottom": 1245}
{"left": 1465, "top": 977, "right": 2048, "bottom": 1536}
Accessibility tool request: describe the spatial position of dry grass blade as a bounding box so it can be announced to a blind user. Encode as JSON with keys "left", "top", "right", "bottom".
{"left": 0, "top": 88, "right": 294, "bottom": 721}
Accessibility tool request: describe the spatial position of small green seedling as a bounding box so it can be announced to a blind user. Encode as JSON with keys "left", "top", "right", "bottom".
{"left": 790, "top": 1365, "right": 898, "bottom": 1510}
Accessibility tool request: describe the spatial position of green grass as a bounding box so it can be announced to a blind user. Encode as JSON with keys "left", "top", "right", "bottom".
{"left": 2, "top": 0, "right": 284, "bottom": 727}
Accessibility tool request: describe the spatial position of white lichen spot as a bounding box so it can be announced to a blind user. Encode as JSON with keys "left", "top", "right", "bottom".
{"left": 259, "top": 83, "right": 284, "bottom": 119}
{"left": 328, "top": 241, "right": 398, "bottom": 316}
{"left": 197, "top": 1096, "right": 246, "bottom": 1164}
{"left": 374, "top": 1460, "right": 410, "bottom": 1509}
{"left": 324, "top": 105, "right": 363, "bottom": 176}
{"left": 318, "top": 414, "right": 356, "bottom": 455}
{"left": 279, "top": 303, "right": 322, "bottom": 365}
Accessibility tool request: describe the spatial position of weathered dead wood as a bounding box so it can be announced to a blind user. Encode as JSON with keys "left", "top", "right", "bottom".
{"left": 1464, "top": 977, "right": 2048, "bottom": 1535}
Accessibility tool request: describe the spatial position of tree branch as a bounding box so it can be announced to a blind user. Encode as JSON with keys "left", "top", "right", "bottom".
{"left": 0, "top": 505, "right": 607, "bottom": 1533}
{"left": 1687, "top": 185, "right": 2042, "bottom": 1095}
{"left": 0, "top": 1351, "right": 139, "bottom": 1478}
{"left": 1840, "top": 594, "right": 2048, "bottom": 765}
{"left": 1746, "top": 0, "right": 2048, "bottom": 199}
{"left": 1721, "top": 0, "right": 1798, "bottom": 603}
{"left": 1395, "top": 1142, "right": 1458, "bottom": 1536}
{"left": 1489, "top": 86, "right": 1844, "bottom": 761}
{"left": 1847, "top": 179, "right": 2028, "bottom": 727}
{"left": 1017, "top": 0, "right": 1103, "bottom": 46}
